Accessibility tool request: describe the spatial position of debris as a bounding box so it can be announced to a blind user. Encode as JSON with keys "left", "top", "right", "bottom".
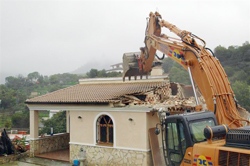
{"left": 238, "top": 105, "right": 250, "bottom": 126}
{"left": 117, "top": 82, "right": 206, "bottom": 112}
{"left": 0, "top": 129, "right": 15, "bottom": 156}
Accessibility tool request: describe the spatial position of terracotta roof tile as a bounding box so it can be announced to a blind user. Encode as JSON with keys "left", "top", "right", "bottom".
{"left": 26, "top": 81, "right": 168, "bottom": 104}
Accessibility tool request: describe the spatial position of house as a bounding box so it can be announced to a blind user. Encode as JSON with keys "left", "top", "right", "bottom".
{"left": 106, "top": 63, "right": 123, "bottom": 73}
{"left": 26, "top": 76, "right": 200, "bottom": 165}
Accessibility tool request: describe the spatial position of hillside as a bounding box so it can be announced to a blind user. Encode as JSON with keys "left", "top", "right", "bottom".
{"left": 162, "top": 41, "right": 250, "bottom": 111}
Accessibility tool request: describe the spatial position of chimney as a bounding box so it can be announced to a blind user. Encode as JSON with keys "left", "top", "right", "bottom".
{"left": 151, "top": 66, "right": 163, "bottom": 76}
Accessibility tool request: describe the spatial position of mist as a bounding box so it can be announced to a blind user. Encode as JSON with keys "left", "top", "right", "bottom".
{"left": 1, "top": 0, "right": 249, "bottom": 84}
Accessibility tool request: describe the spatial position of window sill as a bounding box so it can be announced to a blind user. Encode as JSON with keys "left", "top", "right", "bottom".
{"left": 96, "top": 143, "right": 113, "bottom": 147}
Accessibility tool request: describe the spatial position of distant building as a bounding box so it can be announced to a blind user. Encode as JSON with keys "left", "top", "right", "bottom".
{"left": 106, "top": 63, "right": 123, "bottom": 73}
{"left": 30, "top": 92, "right": 39, "bottom": 97}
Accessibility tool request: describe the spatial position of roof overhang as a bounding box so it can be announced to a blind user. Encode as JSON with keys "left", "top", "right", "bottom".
{"left": 27, "top": 103, "right": 153, "bottom": 113}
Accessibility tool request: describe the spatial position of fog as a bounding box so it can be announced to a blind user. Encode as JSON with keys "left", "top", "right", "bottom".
{"left": 0, "top": 0, "right": 249, "bottom": 83}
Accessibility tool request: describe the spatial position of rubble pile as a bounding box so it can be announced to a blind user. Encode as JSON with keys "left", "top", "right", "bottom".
{"left": 238, "top": 105, "right": 250, "bottom": 126}
{"left": 118, "top": 83, "right": 206, "bottom": 113}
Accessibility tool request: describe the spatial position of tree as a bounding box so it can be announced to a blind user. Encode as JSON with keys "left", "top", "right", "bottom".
{"left": 162, "top": 58, "right": 176, "bottom": 73}
{"left": 4, "top": 119, "right": 12, "bottom": 129}
{"left": 49, "top": 75, "right": 60, "bottom": 84}
{"left": 40, "top": 111, "right": 66, "bottom": 134}
{"left": 107, "top": 71, "right": 121, "bottom": 77}
{"left": 162, "top": 57, "right": 191, "bottom": 85}
{"left": 0, "top": 85, "right": 16, "bottom": 110}
{"left": 28, "top": 72, "right": 40, "bottom": 83}
{"left": 169, "top": 67, "right": 191, "bottom": 85}
{"left": 214, "top": 46, "right": 230, "bottom": 63}
{"left": 11, "top": 111, "right": 29, "bottom": 128}
{"left": 87, "top": 69, "right": 98, "bottom": 78}
{"left": 232, "top": 81, "right": 250, "bottom": 111}
{"left": 224, "top": 66, "right": 235, "bottom": 77}
{"left": 97, "top": 69, "right": 107, "bottom": 77}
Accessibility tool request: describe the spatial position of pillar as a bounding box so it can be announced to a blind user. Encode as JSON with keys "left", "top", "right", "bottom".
{"left": 30, "top": 110, "right": 39, "bottom": 139}
{"left": 66, "top": 111, "right": 70, "bottom": 133}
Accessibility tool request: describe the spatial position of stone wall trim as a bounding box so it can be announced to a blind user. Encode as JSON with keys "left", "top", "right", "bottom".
{"left": 70, "top": 144, "right": 153, "bottom": 166}
{"left": 69, "top": 142, "right": 150, "bottom": 152}
{"left": 30, "top": 133, "right": 69, "bottom": 157}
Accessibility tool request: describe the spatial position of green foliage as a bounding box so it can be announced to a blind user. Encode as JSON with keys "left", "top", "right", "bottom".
{"left": 162, "top": 58, "right": 191, "bottom": 85}
{"left": 4, "top": 118, "right": 12, "bottom": 129}
{"left": 169, "top": 66, "right": 191, "bottom": 85}
{"left": 39, "top": 111, "right": 49, "bottom": 118}
{"left": 11, "top": 110, "right": 29, "bottom": 128}
{"left": 0, "top": 85, "right": 16, "bottom": 110}
{"left": 40, "top": 111, "right": 66, "bottom": 134}
{"left": 49, "top": 75, "right": 60, "bottom": 84}
{"left": 28, "top": 71, "right": 40, "bottom": 83}
{"left": 162, "top": 58, "right": 176, "bottom": 73}
{"left": 87, "top": 69, "right": 98, "bottom": 78}
{"left": 86, "top": 69, "right": 121, "bottom": 78}
{"left": 215, "top": 43, "right": 250, "bottom": 77}
{"left": 0, "top": 114, "right": 12, "bottom": 128}
{"left": 162, "top": 42, "right": 250, "bottom": 111}
{"left": 1, "top": 68, "right": 121, "bottom": 129}
{"left": 97, "top": 69, "right": 107, "bottom": 77}
{"left": 232, "top": 81, "right": 250, "bottom": 111}
{"left": 214, "top": 42, "right": 250, "bottom": 111}
{"left": 107, "top": 71, "right": 122, "bottom": 77}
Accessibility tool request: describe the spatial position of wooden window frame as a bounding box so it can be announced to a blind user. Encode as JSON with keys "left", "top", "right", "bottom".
{"left": 96, "top": 115, "right": 113, "bottom": 146}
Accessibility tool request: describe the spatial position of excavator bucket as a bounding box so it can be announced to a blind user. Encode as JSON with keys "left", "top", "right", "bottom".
{"left": 122, "top": 52, "right": 141, "bottom": 81}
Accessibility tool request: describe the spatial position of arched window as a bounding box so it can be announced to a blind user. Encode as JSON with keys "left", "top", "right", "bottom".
{"left": 96, "top": 115, "right": 113, "bottom": 146}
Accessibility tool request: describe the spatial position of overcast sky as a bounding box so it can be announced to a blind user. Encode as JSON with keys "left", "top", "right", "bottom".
{"left": 0, "top": 0, "right": 249, "bottom": 83}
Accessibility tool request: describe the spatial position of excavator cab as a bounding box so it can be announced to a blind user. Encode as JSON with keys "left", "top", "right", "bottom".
{"left": 161, "top": 111, "right": 217, "bottom": 166}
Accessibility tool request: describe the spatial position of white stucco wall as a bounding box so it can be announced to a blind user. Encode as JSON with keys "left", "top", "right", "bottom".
{"left": 69, "top": 110, "right": 150, "bottom": 151}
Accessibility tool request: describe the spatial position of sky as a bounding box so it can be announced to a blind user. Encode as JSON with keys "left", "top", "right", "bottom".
{"left": 0, "top": 0, "right": 249, "bottom": 84}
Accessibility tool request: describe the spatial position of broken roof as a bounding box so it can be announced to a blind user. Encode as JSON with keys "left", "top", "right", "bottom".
{"left": 26, "top": 76, "right": 170, "bottom": 104}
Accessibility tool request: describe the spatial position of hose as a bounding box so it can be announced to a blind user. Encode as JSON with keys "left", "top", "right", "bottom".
{"left": 181, "top": 37, "right": 201, "bottom": 51}
{"left": 182, "top": 48, "right": 200, "bottom": 62}
{"left": 213, "top": 98, "right": 217, "bottom": 115}
{"left": 205, "top": 47, "right": 216, "bottom": 58}
{"left": 155, "top": 54, "right": 165, "bottom": 60}
{"left": 214, "top": 103, "right": 217, "bottom": 115}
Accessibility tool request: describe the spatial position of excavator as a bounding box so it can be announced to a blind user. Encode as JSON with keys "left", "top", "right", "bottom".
{"left": 122, "top": 12, "right": 250, "bottom": 166}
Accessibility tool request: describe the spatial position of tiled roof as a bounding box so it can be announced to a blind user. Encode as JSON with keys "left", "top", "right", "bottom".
{"left": 26, "top": 81, "right": 169, "bottom": 104}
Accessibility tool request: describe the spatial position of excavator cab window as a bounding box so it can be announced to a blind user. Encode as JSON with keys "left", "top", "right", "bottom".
{"left": 189, "top": 118, "right": 215, "bottom": 143}
{"left": 166, "top": 120, "right": 187, "bottom": 166}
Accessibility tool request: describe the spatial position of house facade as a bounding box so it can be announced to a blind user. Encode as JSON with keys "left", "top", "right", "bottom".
{"left": 106, "top": 63, "right": 123, "bottom": 73}
{"left": 26, "top": 76, "right": 199, "bottom": 165}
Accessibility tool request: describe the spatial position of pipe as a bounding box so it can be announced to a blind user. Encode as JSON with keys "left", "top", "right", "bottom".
{"left": 205, "top": 47, "right": 216, "bottom": 58}
{"left": 155, "top": 53, "right": 165, "bottom": 60}
{"left": 213, "top": 98, "right": 217, "bottom": 115}
{"left": 182, "top": 49, "right": 200, "bottom": 62}
{"left": 187, "top": 66, "right": 199, "bottom": 105}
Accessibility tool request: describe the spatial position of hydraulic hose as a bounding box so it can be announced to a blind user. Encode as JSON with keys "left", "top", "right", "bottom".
{"left": 181, "top": 37, "right": 201, "bottom": 51}
{"left": 155, "top": 54, "right": 165, "bottom": 60}
{"left": 205, "top": 47, "right": 216, "bottom": 58}
{"left": 213, "top": 98, "right": 217, "bottom": 115}
{"left": 214, "top": 103, "right": 217, "bottom": 115}
{"left": 182, "top": 49, "right": 200, "bottom": 62}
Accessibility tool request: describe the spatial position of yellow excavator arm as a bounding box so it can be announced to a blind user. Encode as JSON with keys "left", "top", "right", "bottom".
{"left": 123, "top": 12, "right": 247, "bottom": 129}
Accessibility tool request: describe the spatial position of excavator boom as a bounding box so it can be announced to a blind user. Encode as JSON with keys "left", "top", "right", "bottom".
{"left": 123, "top": 12, "right": 248, "bottom": 129}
